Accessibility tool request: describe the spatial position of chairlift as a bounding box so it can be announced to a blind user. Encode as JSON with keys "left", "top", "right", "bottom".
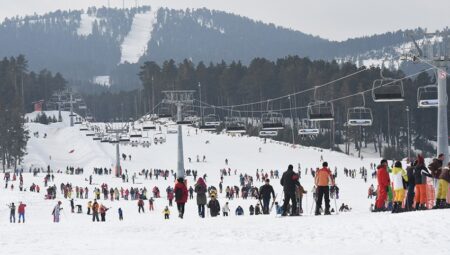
{"left": 347, "top": 93, "right": 373, "bottom": 126}
{"left": 417, "top": 84, "right": 438, "bottom": 108}
{"left": 261, "top": 111, "right": 284, "bottom": 130}
{"left": 307, "top": 87, "right": 334, "bottom": 121}
{"left": 153, "top": 132, "right": 166, "bottom": 144}
{"left": 225, "top": 110, "right": 246, "bottom": 133}
{"left": 298, "top": 129, "right": 320, "bottom": 135}
{"left": 158, "top": 104, "right": 173, "bottom": 119}
{"left": 200, "top": 114, "right": 221, "bottom": 130}
{"left": 259, "top": 130, "right": 278, "bottom": 137}
{"left": 130, "top": 130, "right": 143, "bottom": 138}
{"left": 119, "top": 135, "right": 131, "bottom": 143}
{"left": 372, "top": 67, "right": 404, "bottom": 102}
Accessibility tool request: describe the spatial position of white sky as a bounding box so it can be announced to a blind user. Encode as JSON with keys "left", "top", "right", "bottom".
{"left": 0, "top": 0, "right": 449, "bottom": 41}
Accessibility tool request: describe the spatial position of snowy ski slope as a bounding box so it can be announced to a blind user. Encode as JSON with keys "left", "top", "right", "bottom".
{"left": 120, "top": 8, "right": 158, "bottom": 64}
{"left": 0, "top": 111, "right": 447, "bottom": 255}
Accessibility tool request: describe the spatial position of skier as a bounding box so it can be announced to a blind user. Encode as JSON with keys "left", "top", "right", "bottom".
{"left": 118, "top": 207, "right": 123, "bottom": 221}
{"left": 374, "top": 159, "right": 390, "bottom": 212}
{"left": 17, "top": 202, "right": 26, "bottom": 223}
{"left": 315, "top": 162, "right": 335, "bottom": 215}
{"left": 52, "top": 201, "right": 63, "bottom": 223}
{"left": 259, "top": 179, "right": 275, "bottom": 214}
{"left": 194, "top": 177, "right": 207, "bottom": 218}
{"left": 8, "top": 203, "right": 16, "bottom": 223}
{"left": 280, "top": 164, "right": 300, "bottom": 216}
{"left": 174, "top": 178, "right": 188, "bottom": 219}
{"left": 207, "top": 194, "right": 220, "bottom": 217}
{"left": 391, "top": 161, "right": 408, "bottom": 213}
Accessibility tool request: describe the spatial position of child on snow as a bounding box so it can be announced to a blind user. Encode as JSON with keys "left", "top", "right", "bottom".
{"left": 163, "top": 206, "right": 170, "bottom": 219}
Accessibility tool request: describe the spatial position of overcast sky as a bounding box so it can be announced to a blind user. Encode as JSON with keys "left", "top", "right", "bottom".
{"left": 0, "top": 0, "right": 449, "bottom": 41}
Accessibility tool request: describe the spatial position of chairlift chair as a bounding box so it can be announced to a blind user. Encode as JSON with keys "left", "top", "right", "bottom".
{"left": 119, "top": 135, "right": 131, "bottom": 143}
{"left": 261, "top": 111, "right": 284, "bottom": 130}
{"left": 307, "top": 101, "right": 334, "bottom": 121}
{"left": 417, "top": 84, "right": 438, "bottom": 108}
{"left": 259, "top": 130, "right": 278, "bottom": 137}
{"left": 347, "top": 107, "right": 373, "bottom": 126}
{"left": 200, "top": 114, "right": 221, "bottom": 130}
{"left": 130, "top": 130, "right": 143, "bottom": 138}
{"left": 298, "top": 129, "right": 320, "bottom": 135}
{"left": 225, "top": 111, "right": 246, "bottom": 133}
{"left": 347, "top": 94, "right": 373, "bottom": 126}
{"left": 372, "top": 68, "right": 405, "bottom": 102}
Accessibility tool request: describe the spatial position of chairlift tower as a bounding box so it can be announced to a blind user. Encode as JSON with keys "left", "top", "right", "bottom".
{"left": 162, "top": 90, "right": 196, "bottom": 180}
{"left": 105, "top": 122, "right": 130, "bottom": 177}
{"left": 406, "top": 30, "right": 450, "bottom": 165}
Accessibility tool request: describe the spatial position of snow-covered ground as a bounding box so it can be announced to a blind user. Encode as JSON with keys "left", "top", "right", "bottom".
{"left": 120, "top": 8, "right": 158, "bottom": 64}
{"left": 77, "top": 13, "right": 98, "bottom": 36}
{"left": 92, "top": 75, "right": 111, "bottom": 87}
{"left": 0, "top": 111, "right": 448, "bottom": 255}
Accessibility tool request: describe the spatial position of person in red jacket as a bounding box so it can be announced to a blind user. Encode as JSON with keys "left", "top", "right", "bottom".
{"left": 375, "top": 159, "right": 390, "bottom": 211}
{"left": 18, "top": 202, "right": 26, "bottom": 223}
{"left": 174, "top": 178, "right": 188, "bottom": 219}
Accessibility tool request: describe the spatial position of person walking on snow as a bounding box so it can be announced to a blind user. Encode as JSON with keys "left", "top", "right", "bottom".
{"left": 374, "top": 159, "right": 390, "bottom": 211}
{"left": 17, "top": 202, "right": 26, "bottom": 223}
{"left": 259, "top": 179, "right": 275, "bottom": 214}
{"left": 52, "top": 201, "right": 63, "bottom": 223}
{"left": 315, "top": 162, "right": 335, "bottom": 215}
{"left": 208, "top": 194, "right": 220, "bottom": 217}
{"left": 391, "top": 161, "right": 408, "bottom": 213}
{"left": 222, "top": 202, "right": 230, "bottom": 216}
{"left": 280, "top": 164, "right": 300, "bottom": 216}
{"left": 194, "top": 177, "right": 207, "bottom": 218}
{"left": 8, "top": 203, "right": 16, "bottom": 223}
{"left": 174, "top": 178, "right": 188, "bottom": 219}
{"left": 138, "top": 198, "right": 145, "bottom": 213}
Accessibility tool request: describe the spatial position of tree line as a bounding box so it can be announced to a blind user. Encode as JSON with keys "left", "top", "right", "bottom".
{"left": 0, "top": 55, "right": 66, "bottom": 170}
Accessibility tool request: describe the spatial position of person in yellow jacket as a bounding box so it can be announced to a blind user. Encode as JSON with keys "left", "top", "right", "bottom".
{"left": 163, "top": 206, "right": 170, "bottom": 219}
{"left": 87, "top": 201, "right": 92, "bottom": 215}
{"left": 391, "top": 161, "right": 408, "bottom": 213}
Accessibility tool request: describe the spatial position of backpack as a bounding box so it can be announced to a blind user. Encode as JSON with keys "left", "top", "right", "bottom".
{"left": 175, "top": 187, "right": 183, "bottom": 200}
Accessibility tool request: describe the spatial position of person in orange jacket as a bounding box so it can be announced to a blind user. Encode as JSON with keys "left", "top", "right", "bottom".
{"left": 314, "top": 162, "right": 335, "bottom": 215}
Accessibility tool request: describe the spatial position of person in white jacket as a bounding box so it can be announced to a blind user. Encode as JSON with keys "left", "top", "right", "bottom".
{"left": 222, "top": 202, "right": 230, "bottom": 216}
{"left": 390, "top": 161, "right": 408, "bottom": 213}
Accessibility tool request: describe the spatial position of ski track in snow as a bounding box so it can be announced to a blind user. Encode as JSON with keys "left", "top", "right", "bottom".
{"left": 120, "top": 9, "right": 158, "bottom": 64}
{"left": 0, "top": 111, "right": 448, "bottom": 255}
{"left": 77, "top": 13, "right": 97, "bottom": 36}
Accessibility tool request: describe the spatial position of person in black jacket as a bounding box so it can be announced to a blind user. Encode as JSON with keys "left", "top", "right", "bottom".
{"left": 280, "top": 164, "right": 300, "bottom": 216}
{"left": 259, "top": 179, "right": 276, "bottom": 214}
{"left": 405, "top": 160, "right": 417, "bottom": 211}
{"left": 207, "top": 195, "right": 220, "bottom": 217}
{"left": 414, "top": 155, "right": 433, "bottom": 210}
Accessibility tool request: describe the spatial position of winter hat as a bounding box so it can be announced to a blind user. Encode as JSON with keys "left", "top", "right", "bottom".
{"left": 288, "top": 165, "right": 293, "bottom": 171}
{"left": 323, "top": 162, "right": 328, "bottom": 167}
{"left": 177, "top": 177, "right": 184, "bottom": 183}
{"left": 380, "top": 159, "right": 388, "bottom": 165}
{"left": 394, "top": 161, "right": 402, "bottom": 168}
{"left": 265, "top": 179, "right": 270, "bottom": 183}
